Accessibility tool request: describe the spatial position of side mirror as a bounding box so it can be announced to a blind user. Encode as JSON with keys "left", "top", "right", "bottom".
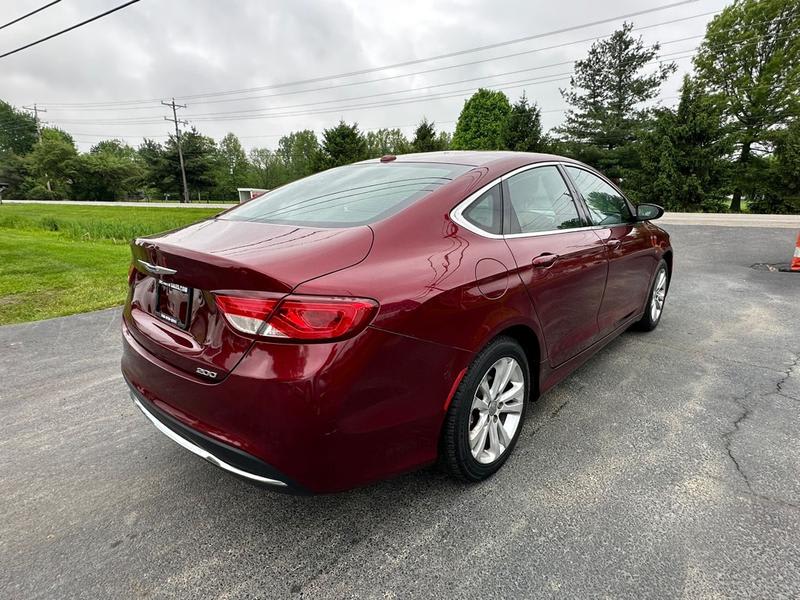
{"left": 636, "top": 203, "right": 664, "bottom": 221}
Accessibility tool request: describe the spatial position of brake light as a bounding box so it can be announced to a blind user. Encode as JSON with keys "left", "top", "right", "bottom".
{"left": 214, "top": 294, "right": 378, "bottom": 341}
{"left": 214, "top": 295, "right": 279, "bottom": 335}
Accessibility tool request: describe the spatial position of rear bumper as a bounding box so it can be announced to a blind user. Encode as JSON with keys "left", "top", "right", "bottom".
{"left": 122, "top": 319, "right": 471, "bottom": 493}
{"left": 128, "top": 383, "right": 307, "bottom": 493}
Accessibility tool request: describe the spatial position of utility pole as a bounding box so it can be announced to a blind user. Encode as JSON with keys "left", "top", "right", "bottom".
{"left": 22, "top": 103, "right": 46, "bottom": 142}
{"left": 162, "top": 98, "right": 190, "bottom": 204}
{"left": 22, "top": 103, "right": 51, "bottom": 192}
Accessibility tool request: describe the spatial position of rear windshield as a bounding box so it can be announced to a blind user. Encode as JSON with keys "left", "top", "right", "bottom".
{"left": 221, "top": 162, "right": 472, "bottom": 227}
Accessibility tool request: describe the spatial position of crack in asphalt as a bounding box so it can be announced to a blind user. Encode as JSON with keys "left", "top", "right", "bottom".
{"left": 722, "top": 397, "right": 754, "bottom": 493}
{"left": 721, "top": 355, "right": 800, "bottom": 511}
{"left": 776, "top": 354, "right": 800, "bottom": 402}
{"left": 528, "top": 398, "right": 571, "bottom": 438}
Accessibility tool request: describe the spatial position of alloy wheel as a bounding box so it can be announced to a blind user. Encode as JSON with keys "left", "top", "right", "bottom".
{"left": 468, "top": 357, "right": 525, "bottom": 464}
{"left": 650, "top": 270, "right": 667, "bottom": 322}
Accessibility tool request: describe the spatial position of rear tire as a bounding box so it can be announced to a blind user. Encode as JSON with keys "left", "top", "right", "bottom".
{"left": 634, "top": 259, "right": 669, "bottom": 332}
{"left": 440, "top": 336, "right": 529, "bottom": 482}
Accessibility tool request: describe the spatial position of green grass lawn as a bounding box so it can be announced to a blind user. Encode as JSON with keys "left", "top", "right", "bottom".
{"left": 0, "top": 203, "right": 222, "bottom": 243}
{"left": 0, "top": 204, "right": 221, "bottom": 325}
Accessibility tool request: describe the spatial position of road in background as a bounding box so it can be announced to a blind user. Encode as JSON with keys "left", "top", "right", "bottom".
{"left": 2, "top": 199, "right": 235, "bottom": 209}
{"left": 5, "top": 199, "right": 800, "bottom": 228}
{"left": 1, "top": 225, "right": 798, "bottom": 598}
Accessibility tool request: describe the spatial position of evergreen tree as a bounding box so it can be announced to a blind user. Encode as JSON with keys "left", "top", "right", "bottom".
{"left": 316, "top": 121, "right": 367, "bottom": 169}
{"left": 628, "top": 76, "right": 731, "bottom": 211}
{"left": 142, "top": 128, "right": 217, "bottom": 198}
{"left": 451, "top": 89, "right": 512, "bottom": 150}
{"left": 694, "top": 0, "right": 800, "bottom": 211}
{"left": 502, "top": 93, "right": 544, "bottom": 152}
{"left": 411, "top": 118, "right": 445, "bottom": 152}
{"left": 558, "top": 22, "right": 676, "bottom": 177}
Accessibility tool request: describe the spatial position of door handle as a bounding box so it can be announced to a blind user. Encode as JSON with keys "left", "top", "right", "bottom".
{"left": 532, "top": 253, "right": 558, "bottom": 268}
{"left": 606, "top": 238, "right": 621, "bottom": 249}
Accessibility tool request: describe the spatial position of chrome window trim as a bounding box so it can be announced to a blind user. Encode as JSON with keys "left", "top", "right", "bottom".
{"left": 132, "top": 394, "right": 288, "bottom": 487}
{"left": 450, "top": 161, "right": 598, "bottom": 240}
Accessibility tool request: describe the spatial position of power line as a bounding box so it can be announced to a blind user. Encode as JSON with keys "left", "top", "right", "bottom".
{"left": 35, "top": 0, "right": 699, "bottom": 108}
{"left": 159, "top": 0, "right": 704, "bottom": 101}
{"left": 44, "top": 29, "right": 713, "bottom": 114}
{"left": 41, "top": 17, "right": 793, "bottom": 129}
{"left": 46, "top": 7, "right": 795, "bottom": 116}
{"left": 0, "top": 0, "right": 62, "bottom": 31}
{"left": 182, "top": 41, "right": 708, "bottom": 120}
{"left": 44, "top": 49, "right": 699, "bottom": 127}
{"left": 0, "top": 0, "right": 142, "bottom": 59}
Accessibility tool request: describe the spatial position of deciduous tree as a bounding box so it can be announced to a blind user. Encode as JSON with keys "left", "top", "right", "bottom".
{"left": 365, "top": 128, "right": 410, "bottom": 157}
{"left": 0, "top": 101, "right": 38, "bottom": 155}
{"left": 71, "top": 139, "right": 143, "bottom": 201}
{"left": 451, "top": 89, "right": 511, "bottom": 150}
{"left": 25, "top": 128, "right": 78, "bottom": 199}
{"left": 694, "top": 0, "right": 800, "bottom": 211}
{"left": 276, "top": 130, "right": 319, "bottom": 180}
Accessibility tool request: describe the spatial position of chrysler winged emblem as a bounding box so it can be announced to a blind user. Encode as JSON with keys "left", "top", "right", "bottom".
{"left": 137, "top": 260, "right": 177, "bottom": 276}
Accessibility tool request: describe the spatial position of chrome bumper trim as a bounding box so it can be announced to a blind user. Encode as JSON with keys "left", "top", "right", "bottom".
{"left": 132, "top": 394, "right": 288, "bottom": 487}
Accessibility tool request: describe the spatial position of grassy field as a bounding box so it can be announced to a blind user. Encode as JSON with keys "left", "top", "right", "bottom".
{"left": 0, "top": 204, "right": 221, "bottom": 325}
{"left": 0, "top": 204, "right": 222, "bottom": 243}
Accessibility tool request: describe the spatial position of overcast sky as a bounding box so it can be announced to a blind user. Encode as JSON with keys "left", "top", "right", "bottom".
{"left": 2, "top": 0, "right": 731, "bottom": 152}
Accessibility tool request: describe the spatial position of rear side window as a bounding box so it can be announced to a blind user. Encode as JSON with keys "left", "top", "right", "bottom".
{"left": 505, "top": 166, "right": 583, "bottom": 234}
{"left": 222, "top": 162, "right": 472, "bottom": 227}
{"left": 564, "top": 166, "right": 633, "bottom": 225}
{"left": 461, "top": 184, "right": 502, "bottom": 235}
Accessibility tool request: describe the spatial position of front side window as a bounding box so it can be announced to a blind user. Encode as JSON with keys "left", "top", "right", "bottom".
{"left": 461, "top": 184, "right": 502, "bottom": 234}
{"left": 505, "top": 166, "right": 583, "bottom": 234}
{"left": 564, "top": 166, "right": 633, "bottom": 226}
{"left": 222, "top": 162, "right": 472, "bottom": 227}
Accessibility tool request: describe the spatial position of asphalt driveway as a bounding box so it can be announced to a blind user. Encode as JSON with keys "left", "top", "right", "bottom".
{"left": 1, "top": 224, "right": 798, "bottom": 599}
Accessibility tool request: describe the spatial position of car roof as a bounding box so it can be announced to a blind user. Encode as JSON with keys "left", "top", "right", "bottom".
{"left": 356, "top": 150, "right": 583, "bottom": 171}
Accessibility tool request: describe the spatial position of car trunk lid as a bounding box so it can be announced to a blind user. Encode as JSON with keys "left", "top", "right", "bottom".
{"left": 124, "top": 218, "right": 373, "bottom": 381}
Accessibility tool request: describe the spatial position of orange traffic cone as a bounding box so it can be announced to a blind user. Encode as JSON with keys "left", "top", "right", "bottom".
{"left": 792, "top": 232, "right": 800, "bottom": 272}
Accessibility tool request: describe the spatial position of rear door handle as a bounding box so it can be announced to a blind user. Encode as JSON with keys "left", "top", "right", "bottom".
{"left": 532, "top": 253, "right": 558, "bottom": 268}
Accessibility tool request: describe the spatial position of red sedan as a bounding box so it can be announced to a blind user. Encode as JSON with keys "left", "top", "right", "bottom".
{"left": 121, "top": 151, "right": 672, "bottom": 493}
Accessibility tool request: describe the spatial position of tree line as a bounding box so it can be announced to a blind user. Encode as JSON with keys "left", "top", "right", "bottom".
{"left": 0, "top": 0, "right": 797, "bottom": 212}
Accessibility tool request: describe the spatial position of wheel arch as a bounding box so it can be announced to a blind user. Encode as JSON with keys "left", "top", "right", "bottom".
{"left": 497, "top": 324, "right": 542, "bottom": 400}
{"left": 661, "top": 249, "right": 673, "bottom": 292}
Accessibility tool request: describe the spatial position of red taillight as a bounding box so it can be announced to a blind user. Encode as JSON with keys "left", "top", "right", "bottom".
{"left": 214, "top": 293, "right": 378, "bottom": 341}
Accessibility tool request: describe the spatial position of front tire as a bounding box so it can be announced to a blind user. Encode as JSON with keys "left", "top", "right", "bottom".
{"left": 440, "top": 336, "right": 529, "bottom": 482}
{"left": 635, "top": 259, "right": 669, "bottom": 331}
